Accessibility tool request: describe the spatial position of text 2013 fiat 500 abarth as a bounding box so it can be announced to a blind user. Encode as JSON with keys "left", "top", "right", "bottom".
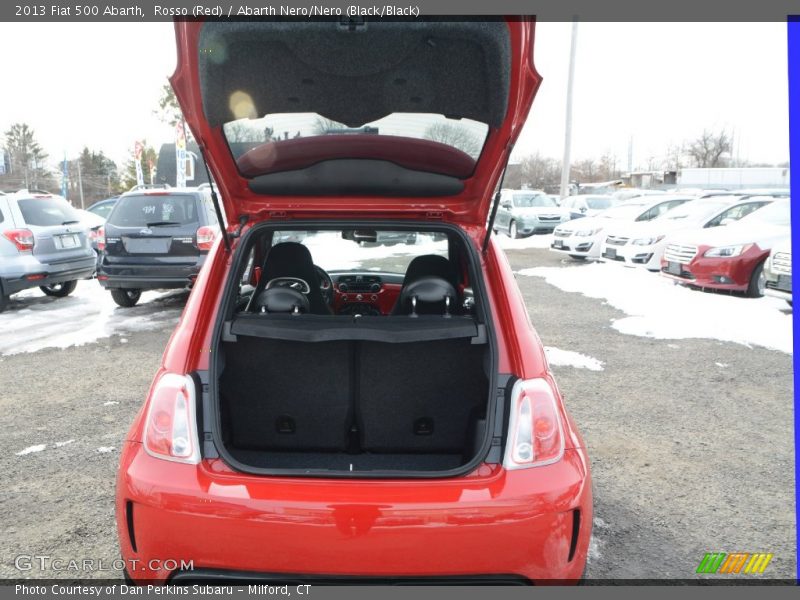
{"left": 115, "top": 17, "right": 592, "bottom": 585}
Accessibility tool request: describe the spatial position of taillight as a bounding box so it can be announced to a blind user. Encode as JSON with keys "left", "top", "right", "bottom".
{"left": 196, "top": 225, "right": 218, "bottom": 251}
{"left": 143, "top": 373, "right": 200, "bottom": 464}
{"left": 3, "top": 228, "right": 35, "bottom": 252}
{"left": 95, "top": 227, "right": 105, "bottom": 252}
{"left": 503, "top": 379, "right": 565, "bottom": 470}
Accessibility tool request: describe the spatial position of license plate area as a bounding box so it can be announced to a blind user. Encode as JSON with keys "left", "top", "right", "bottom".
{"left": 666, "top": 261, "right": 683, "bottom": 275}
{"left": 777, "top": 274, "right": 792, "bottom": 291}
{"left": 602, "top": 247, "right": 617, "bottom": 259}
{"left": 122, "top": 237, "right": 172, "bottom": 254}
{"left": 552, "top": 239, "right": 564, "bottom": 249}
{"left": 55, "top": 234, "right": 80, "bottom": 249}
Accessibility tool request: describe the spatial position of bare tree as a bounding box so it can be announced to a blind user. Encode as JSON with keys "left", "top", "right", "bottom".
{"left": 686, "top": 129, "right": 731, "bottom": 168}
{"left": 224, "top": 122, "right": 275, "bottom": 143}
{"left": 518, "top": 153, "right": 561, "bottom": 189}
{"left": 312, "top": 117, "right": 347, "bottom": 135}
{"left": 423, "top": 123, "right": 483, "bottom": 159}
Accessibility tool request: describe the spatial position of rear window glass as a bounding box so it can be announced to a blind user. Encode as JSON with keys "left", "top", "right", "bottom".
{"left": 108, "top": 194, "right": 199, "bottom": 227}
{"left": 224, "top": 113, "right": 489, "bottom": 162}
{"left": 585, "top": 196, "right": 614, "bottom": 210}
{"left": 17, "top": 198, "right": 81, "bottom": 226}
{"left": 273, "top": 230, "right": 449, "bottom": 274}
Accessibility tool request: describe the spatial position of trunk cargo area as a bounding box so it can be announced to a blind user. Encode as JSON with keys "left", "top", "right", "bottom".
{"left": 217, "top": 320, "right": 491, "bottom": 474}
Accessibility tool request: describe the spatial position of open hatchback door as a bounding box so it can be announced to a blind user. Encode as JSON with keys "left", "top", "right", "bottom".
{"left": 170, "top": 18, "right": 541, "bottom": 226}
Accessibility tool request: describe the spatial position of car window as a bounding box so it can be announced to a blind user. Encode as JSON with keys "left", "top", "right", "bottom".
{"left": 737, "top": 200, "right": 790, "bottom": 227}
{"left": 87, "top": 202, "right": 115, "bottom": 219}
{"left": 513, "top": 193, "right": 556, "bottom": 208}
{"left": 272, "top": 230, "right": 449, "bottom": 274}
{"left": 17, "top": 198, "right": 81, "bottom": 226}
{"left": 705, "top": 201, "right": 768, "bottom": 228}
{"left": 225, "top": 113, "right": 489, "bottom": 162}
{"left": 659, "top": 200, "right": 729, "bottom": 222}
{"left": 107, "top": 194, "right": 199, "bottom": 227}
{"left": 585, "top": 197, "right": 613, "bottom": 210}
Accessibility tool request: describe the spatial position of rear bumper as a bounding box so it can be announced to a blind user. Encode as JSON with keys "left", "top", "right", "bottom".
{"left": 98, "top": 257, "right": 205, "bottom": 290}
{"left": 0, "top": 256, "right": 96, "bottom": 295}
{"left": 116, "top": 441, "right": 592, "bottom": 584}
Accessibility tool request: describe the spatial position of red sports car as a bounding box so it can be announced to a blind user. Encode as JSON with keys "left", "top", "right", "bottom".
{"left": 115, "top": 17, "right": 592, "bottom": 585}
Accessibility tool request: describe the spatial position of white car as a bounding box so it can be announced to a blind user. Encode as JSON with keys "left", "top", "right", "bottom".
{"left": 764, "top": 238, "right": 792, "bottom": 305}
{"left": 598, "top": 196, "right": 775, "bottom": 271}
{"left": 611, "top": 188, "right": 667, "bottom": 202}
{"left": 550, "top": 195, "right": 694, "bottom": 260}
{"left": 561, "top": 194, "right": 618, "bottom": 219}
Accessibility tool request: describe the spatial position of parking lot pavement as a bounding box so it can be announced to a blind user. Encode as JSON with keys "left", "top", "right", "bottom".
{"left": 0, "top": 246, "right": 795, "bottom": 581}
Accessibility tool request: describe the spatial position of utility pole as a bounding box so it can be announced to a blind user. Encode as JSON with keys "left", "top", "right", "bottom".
{"left": 77, "top": 158, "right": 85, "bottom": 209}
{"left": 559, "top": 18, "right": 578, "bottom": 199}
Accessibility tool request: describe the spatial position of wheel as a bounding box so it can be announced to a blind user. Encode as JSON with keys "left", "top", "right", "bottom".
{"left": 509, "top": 220, "right": 521, "bottom": 239}
{"left": 745, "top": 261, "right": 766, "bottom": 298}
{"left": 110, "top": 288, "right": 142, "bottom": 307}
{"left": 40, "top": 280, "right": 78, "bottom": 297}
{"left": 569, "top": 255, "right": 587, "bottom": 261}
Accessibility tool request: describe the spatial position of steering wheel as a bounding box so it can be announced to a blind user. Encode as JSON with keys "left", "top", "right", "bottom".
{"left": 314, "top": 265, "right": 334, "bottom": 307}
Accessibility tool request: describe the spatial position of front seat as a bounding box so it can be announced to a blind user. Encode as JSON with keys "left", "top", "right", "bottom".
{"left": 258, "top": 242, "right": 331, "bottom": 315}
{"left": 391, "top": 254, "right": 460, "bottom": 316}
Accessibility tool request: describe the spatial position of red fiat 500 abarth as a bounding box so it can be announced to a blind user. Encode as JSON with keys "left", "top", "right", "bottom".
{"left": 115, "top": 17, "right": 592, "bottom": 585}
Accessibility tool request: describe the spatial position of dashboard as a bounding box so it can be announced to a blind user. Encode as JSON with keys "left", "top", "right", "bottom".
{"left": 329, "top": 271, "right": 404, "bottom": 316}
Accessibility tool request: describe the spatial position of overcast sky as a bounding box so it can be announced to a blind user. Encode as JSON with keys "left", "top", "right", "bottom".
{"left": 0, "top": 21, "right": 790, "bottom": 170}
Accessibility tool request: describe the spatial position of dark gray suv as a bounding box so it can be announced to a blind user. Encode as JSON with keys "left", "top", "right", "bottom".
{"left": 97, "top": 187, "right": 220, "bottom": 307}
{"left": 0, "top": 191, "right": 96, "bottom": 312}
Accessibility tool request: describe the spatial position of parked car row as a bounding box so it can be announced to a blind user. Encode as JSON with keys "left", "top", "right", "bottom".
{"left": 547, "top": 191, "right": 791, "bottom": 303}
{"left": 0, "top": 187, "right": 221, "bottom": 311}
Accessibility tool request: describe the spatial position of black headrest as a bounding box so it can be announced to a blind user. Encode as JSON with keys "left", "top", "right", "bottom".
{"left": 254, "top": 287, "right": 310, "bottom": 314}
{"left": 398, "top": 276, "right": 457, "bottom": 317}
{"left": 403, "top": 254, "right": 458, "bottom": 288}
{"left": 264, "top": 242, "right": 316, "bottom": 280}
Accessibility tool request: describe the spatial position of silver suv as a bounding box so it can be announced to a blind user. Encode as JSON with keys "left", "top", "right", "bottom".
{"left": 0, "top": 190, "right": 96, "bottom": 311}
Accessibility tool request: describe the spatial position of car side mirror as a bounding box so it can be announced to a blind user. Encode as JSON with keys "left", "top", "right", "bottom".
{"left": 501, "top": 201, "right": 513, "bottom": 209}
{"left": 580, "top": 206, "right": 587, "bottom": 213}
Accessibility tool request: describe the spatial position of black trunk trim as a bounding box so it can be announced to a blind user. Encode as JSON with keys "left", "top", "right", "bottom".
{"left": 208, "top": 220, "right": 500, "bottom": 479}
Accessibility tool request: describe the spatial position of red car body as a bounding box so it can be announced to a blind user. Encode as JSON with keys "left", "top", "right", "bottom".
{"left": 115, "top": 17, "right": 592, "bottom": 585}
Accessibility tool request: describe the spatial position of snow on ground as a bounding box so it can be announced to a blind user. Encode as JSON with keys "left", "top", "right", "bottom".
{"left": 544, "top": 346, "right": 605, "bottom": 371}
{"left": 15, "top": 444, "right": 46, "bottom": 456}
{"left": 0, "top": 282, "right": 183, "bottom": 356}
{"left": 519, "top": 263, "right": 793, "bottom": 354}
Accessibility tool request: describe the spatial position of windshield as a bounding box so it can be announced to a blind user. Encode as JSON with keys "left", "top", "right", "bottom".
{"left": 272, "top": 230, "right": 448, "bottom": 274}
{"left": 598, "top": 203, "right": 648, "bottom": 220}
{"left": 513, "top": 194, "right": 556, "bottom": 208}
{"left": 585, "top": 196, "right": 614, "bottom": 210}
{"left": 737, "top": 201, "right": 791, "bottom": 227}
{"left": 17, "top": 198, "right": 81, "bottom": 227}
{"left": 108, "top": 194, "right": 198, "bottom": 227}
{"left": 225, "top": 113, "right": 489, "bottom": 162}
{"left": 659, "top": 200, "right": 730, "bottom": 221}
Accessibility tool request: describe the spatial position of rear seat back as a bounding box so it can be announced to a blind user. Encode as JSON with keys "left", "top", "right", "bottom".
{"left": 221, "top": 337, "right": 353, "bottom": 451}
{"left": 357, "top": 339, "right": 488, "bottom": 453}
